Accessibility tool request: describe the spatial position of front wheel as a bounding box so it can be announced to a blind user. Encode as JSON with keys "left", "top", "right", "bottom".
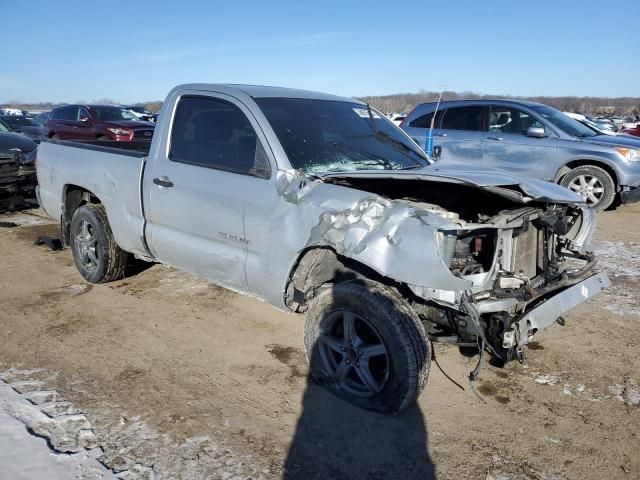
{"left": 70, "top": 204, "right": 128, "bottom": 283}
{"left": 304, "top": 280, "right": 430, "bottom": 415}
{"left": 560, "top": 165, "right": 615, "bottom": 211}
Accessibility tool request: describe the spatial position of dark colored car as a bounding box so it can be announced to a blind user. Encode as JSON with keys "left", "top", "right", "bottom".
{"left": 622, "top": 124, "right": 640, "bottom": 137}
{"left": 1, "top": 115, "right": 45, "bottom": 143}
{"left": 34, "top": 111, "right": 51, "bottom": 125}
{"left": 0, "top": 119, "right": 38, "bottom": 204}
{"left": 45, "top": 105, "right": 155, "bottom": 142}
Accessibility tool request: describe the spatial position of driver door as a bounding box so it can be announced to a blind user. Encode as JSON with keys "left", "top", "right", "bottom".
{"left": 144, "top": 92, "right": 277, "bottom": 293}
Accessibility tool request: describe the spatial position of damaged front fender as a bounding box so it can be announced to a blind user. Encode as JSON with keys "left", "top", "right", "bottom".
{"left": 304, "top": 196, "right": 472, "bottom": 292}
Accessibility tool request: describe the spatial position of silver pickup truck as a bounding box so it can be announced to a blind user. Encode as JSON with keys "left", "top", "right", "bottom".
{"left": 36, "top": 84, "right": 609, "bottom": 414}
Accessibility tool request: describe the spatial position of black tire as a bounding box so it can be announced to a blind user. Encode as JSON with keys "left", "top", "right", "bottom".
{"left": 70, "top": 204, "right": 127, "bottom": 283}
{"left": 96, "top": 135, "right": 107, "bottom": 141}
{"left": 51, "top": 134, "right": 60, "bottom": 140}
{"left": 560, "top": 165, "right": 615, "bottom": 211}
{"left": 304, "top": 279, "right": 430, "bottom": 415}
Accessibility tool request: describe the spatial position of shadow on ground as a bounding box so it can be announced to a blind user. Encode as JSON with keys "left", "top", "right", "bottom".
{"left": 283, "top": 380, "right": 435, "bottom": 479}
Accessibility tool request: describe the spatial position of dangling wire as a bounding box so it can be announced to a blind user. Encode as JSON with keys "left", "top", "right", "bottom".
{"left": 430, "top": 341, "right": 465, "bottom": 391}
{"left": 468, "top": 339, "right": 487, "bottom": 404}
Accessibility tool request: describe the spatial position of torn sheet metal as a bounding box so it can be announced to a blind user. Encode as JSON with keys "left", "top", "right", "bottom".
{"left": 304, "top": 195, "right": 472, "bottom": 292}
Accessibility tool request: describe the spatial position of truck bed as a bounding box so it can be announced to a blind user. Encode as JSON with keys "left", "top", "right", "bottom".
{"left": 46, "top": 139, "right": 152, "bottom": 157}
{"left": 36, "top": 139, "right": 149, "bottom": 257}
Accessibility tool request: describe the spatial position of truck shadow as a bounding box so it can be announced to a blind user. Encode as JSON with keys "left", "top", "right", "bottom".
{"left": 283, "top": 381, "right": 435, "bottom": 479}
{"left": 283, "top": 280, "right": 436, "bottom": 480}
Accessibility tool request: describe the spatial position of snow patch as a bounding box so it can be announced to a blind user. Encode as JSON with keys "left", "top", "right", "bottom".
{"left": 591, "top": 241, "right": 640, "bottom": 317}
{"left": 608, "top": 381, "right": 640, "bottom": 406}
{"left": 532, "top": 373, "right": 562, "bottom": 385}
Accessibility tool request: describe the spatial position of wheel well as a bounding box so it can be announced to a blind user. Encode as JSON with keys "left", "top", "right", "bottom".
{"left": 61, "top": 185, "right": 102, "bottom": 245}
{"left": 285, "top": 247, "right": 406, "bottom": 312}
{"left": 557, "top": 160, "right": 619, "bottom": 188}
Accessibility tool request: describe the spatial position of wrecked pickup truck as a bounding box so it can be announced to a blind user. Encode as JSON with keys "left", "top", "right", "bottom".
{"left": 36, "top": 84, "right": 609, "bottom": 414}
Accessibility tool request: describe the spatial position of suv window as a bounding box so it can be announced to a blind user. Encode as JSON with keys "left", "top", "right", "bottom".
{"left": 169, "top": 96, "right": 271, "bottom": 178}
{"left": 489, "top": 106, "right": 545, "bottom": 135}
{"left": 408, "top": 109, "right": 445, "bottom": 129}
{"left": 440, "top": 106, "right": 485, "bottom": 131}
{"left": 52, "top": 106, "right": 78, "bottom": 121}
{"left": 78, "top": 108, "right": 90, "bottom": 121}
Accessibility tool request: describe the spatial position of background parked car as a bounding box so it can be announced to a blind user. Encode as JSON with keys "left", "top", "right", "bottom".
{"left": 45, "top": 105, "right": 155, "bottom": 141}
{"left": 34, "top": 111, "right": 51, "bottom": 125}
{"left": 622, "top": 124, "right": 640, "bottom": 137}
{"left": 564, "top": 112, "right": 621, "bottom": 136}
{"left": 0, "top": 118, "right": 38, "bottom": 204}
{"left": 593, "top": 118, "right": 618, "bottom": 133}
{"left": 122, "top": 105, "right": 154, "bottom": 122}
{"left": 391, "top": 115, "right": 406, "bottom": 126}
{"left": 401, "top": 99, "right": 640, "bottom": 210}
{"left": 1, "top": 115, "right": 45, "bottom": 143}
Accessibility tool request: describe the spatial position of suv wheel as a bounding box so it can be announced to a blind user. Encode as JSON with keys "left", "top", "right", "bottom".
{"left": 560, "top": 165, "right": 615, "bottom": 211}
{"left": 304, "top": 279, "right": 430, "bottom": 415}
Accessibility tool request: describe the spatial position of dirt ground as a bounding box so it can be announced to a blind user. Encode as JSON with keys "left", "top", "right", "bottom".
{"left": 0, "top": 204, "right": 638, "bottom": 480}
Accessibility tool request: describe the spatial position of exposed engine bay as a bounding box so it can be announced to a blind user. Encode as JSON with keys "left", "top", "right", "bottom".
{"left": 318, "top": 174, "right": 603, "bottom": 363}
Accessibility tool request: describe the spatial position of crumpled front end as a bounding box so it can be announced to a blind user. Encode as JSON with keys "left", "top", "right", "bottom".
{"left": 0, "top": 148, "right": 38, "bottom": 210}
{"left": 407, "top": 203, "right": 607, "bottom": 359}
{"left": 297, "top": 172, "right": 608, "bottom": 361}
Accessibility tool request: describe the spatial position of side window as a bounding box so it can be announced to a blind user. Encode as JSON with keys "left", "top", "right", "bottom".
{"left": 50, "top": 108, "right": 63, "bottom": 120}
{"left": 517, "top": 110, "right": 545, "bottom": 132}
{"left": 169, "top": 96, "right": 271, "bottom": 178}
{"left": 440, "top": 106, "right": 485, "bottom": 131}
{"left": 78, "top": 108, "right": 90, "bottom": 121}
{"left": 60, "top": 107, "right": 78, "bottom": 121}
{"left": 408, "top": 109, "right": 445, "bottom": 129}
{"left": 489, "top": 106, "right": 545, "bottom": 135}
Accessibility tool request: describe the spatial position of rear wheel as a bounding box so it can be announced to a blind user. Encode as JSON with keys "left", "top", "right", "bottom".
{"left": 70, "top": 204, "right": 127, "bottom": 283}
{"left": 304, "top": 280, "right": 430, "bottom": 415}
{"left": 560, "top": 165, "right": 615, "bottom": 211}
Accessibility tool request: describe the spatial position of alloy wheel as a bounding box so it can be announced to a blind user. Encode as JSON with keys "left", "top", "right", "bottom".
{"left": 567, "top": 174, "right": 604, "bottom": 206}
{"left": 74, "top": 220, "right": 99, "bottom": 271}
{"left": 317, "top": 310, "right": 389, "bottom": 397}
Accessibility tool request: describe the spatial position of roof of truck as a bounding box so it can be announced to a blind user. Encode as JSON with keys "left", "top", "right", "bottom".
{"left": 174, "top": 83, "right": 361, "bottom": 103}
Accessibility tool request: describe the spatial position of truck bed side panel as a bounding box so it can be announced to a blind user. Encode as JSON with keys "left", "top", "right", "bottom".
{"left": 36, "top": 141, "right": 148, "bottom": 256}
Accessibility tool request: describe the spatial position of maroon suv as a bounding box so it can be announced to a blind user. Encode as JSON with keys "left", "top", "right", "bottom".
{"left": 45, "top": 104, "right": 155, "bottom": 141}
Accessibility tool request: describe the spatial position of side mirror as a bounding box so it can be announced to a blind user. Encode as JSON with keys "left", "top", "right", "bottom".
{"left": 79, "top": 115, "right": 91, "bottom": 125}
{"left": 526, "top": 126, "right": 546, "bottom": 138}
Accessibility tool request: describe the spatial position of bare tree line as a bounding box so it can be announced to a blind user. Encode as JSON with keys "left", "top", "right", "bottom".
{"left": 3, "top": 91, "right": 640, "bottom": 117}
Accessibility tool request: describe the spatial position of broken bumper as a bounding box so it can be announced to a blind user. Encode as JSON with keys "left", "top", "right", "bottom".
{"left": 512, "top": 272, "right": 610, "bottom": 348}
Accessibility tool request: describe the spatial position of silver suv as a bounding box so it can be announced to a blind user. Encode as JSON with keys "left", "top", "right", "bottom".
{"left": 401, "top": 99, "right": 640, "bottom": 210}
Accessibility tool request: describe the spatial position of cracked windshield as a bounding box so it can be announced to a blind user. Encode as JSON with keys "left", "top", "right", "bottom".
{"left": 256, "top": 97, "right": 429, "bottom": 173}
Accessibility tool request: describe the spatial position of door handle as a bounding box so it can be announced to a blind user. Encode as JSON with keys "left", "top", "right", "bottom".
{"left": 434, "top": 133, "right": 448, "bottom": 137}
{"left": 487, "top": 136, "right": 503, "bottom": 141}
{"left": 153, "top": 176, "right": 174, "bottom": 188}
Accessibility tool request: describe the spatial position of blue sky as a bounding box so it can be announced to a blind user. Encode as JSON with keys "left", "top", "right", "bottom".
{"left": 1, "top": 0, "right": 638, "bottom": 103}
